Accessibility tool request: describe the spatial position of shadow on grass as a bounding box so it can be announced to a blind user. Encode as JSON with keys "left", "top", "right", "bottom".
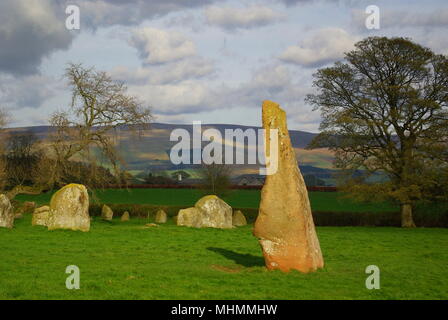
{"left": 207, "top": 247, "right": 265, "bottom": 267}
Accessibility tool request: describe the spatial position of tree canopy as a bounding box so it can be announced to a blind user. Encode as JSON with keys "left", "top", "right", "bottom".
{"left": 307, "top": 37, "right": 448, "bottom": 227}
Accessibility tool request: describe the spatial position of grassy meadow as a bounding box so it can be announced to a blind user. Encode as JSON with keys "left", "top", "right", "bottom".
{"left": 1, "top": 215, "right": 447, "bottom": 300}
{"left": 3, "top": 188, "right": 447, "bottom": 300}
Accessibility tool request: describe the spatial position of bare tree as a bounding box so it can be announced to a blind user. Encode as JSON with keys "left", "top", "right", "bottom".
{"left": 0, "top": 108, "right": 9, "bottom": 191}
{"left": 5, "top": 131, "right": 42, "bottom": 187}
{"left": 1, "top": 127, "right": 49, "bottom": 199}
{"left": 0, "top": 111, "right": 42, "bottom": 198}
{"left": 47, "top": 63, "right": 153, "bottom": 188}
{"left": 200, "top": 163, "right": 233, "bottom": 198}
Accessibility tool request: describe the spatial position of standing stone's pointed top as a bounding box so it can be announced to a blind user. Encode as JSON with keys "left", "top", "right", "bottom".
{"left": 262, "top": 100, "right": 280, "bottom": 109}
{"left": 262, "top": 100, "right": 287, "bottom": 134}
{"left": 254, "top": 100, "right": 324, "bottom": 273}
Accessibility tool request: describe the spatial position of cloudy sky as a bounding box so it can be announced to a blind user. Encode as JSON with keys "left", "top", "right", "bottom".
{"left": 0, "top": 0, "right": 447, "bottom": 132}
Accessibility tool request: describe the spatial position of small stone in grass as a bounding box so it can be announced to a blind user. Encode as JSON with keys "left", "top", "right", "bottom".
{"left": 121, "top": 211, "right": 130, "bottom": 221}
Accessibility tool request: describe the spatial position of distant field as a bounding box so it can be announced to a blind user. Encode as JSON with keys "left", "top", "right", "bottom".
{"left": 16, "top": 188, "right": 399, "bottom": 213}
{"left": 1, "top": 216, "right": 447, "bottom": 299}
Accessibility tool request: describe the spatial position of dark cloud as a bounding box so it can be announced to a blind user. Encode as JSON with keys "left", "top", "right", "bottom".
{"left": 0, "top": 0, "right": 218, "bottom": 76}
{"left": 0, "top": 0, "right": 73, "bottom": 75}
{"left": 73, "top": 0, "right": 217, "bottom": 28}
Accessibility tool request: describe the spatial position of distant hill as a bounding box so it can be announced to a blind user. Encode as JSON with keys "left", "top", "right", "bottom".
{"left": 1, "top": 123, "right": 338, "bottom": 185}
{"left": 149, "top": 123, "right": 317, "bottom": 148}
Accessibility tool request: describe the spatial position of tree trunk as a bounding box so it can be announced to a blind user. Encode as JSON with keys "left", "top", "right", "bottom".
{"left": 6, "top": 185, "right": 45, "bottom": 200}
{"left": 401, "top": 203, "right": 416, "bottom": 228}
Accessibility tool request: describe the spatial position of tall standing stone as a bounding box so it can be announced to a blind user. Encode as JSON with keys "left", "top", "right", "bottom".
{"left": 253, "top": 100, "right": 324, "bottom": 273}
{"left": 0, "top": 194, "right": 14, "bottom": 229}
{"left": 47, "top": 184, "right": 90, "bottom": 232}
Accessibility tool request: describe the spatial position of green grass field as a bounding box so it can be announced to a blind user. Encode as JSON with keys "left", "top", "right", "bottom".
{"left": 1, "top": 215, "right": 447, "bottom": 299}
{"left": 7, "top": 188, "right": 447, "bottom": 299}
{"left": 16, "top": 188, "right": 399, "bottom": 213}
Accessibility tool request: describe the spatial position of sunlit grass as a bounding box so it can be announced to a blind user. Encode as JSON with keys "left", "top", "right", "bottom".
{"left": 0, "top": 215, "right": 447, "bottom": 300}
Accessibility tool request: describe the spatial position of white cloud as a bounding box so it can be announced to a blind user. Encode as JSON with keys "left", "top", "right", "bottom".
{"left": 252, "top": 65, "right": 292, "bottom": 90}
{"left": 121, "top": 62, "right": 317, "bottom": 125}
{"left": 163, "top": 12, "right": 204, "bottom": 32}
{"left": 130, "top": 28, "right": 197, "bottom": 64}
{"left": 0, "top": 74, "right": 58, "bottom": 109}
{"left": 205, "top": 5, "right": 284, "bottom": 31}
{"left": 236, "top": 64, "right": 312, "bottom": 110}
{"left": 115, "top": 27, "right": 218, "bottom": 115}
{"left": 78, "top": 0, "right": 141, "bottom": 27}
{"left": 207, "top": 64, "right": 320, "bottom": 130}
{"left": 111, "top": 57, "right": 215, "bottom": 85}
{"left": 279, "top": 28, "right": 358, "bottom": 67}
{"left": 129, "top": 80, "right": 215, "bottom": 115}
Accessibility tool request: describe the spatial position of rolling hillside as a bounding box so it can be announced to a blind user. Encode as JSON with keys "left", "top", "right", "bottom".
{"left": 1, "top": 123, "right": 338, "bottom": 185}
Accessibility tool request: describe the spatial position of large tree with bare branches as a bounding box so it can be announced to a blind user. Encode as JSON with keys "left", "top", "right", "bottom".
{"left": 47, "top": 63, "right": 153, "bottom": 188}
{"left": 307, "top": 37, "right": 448, "bottom": 227}
{"left": 200, "top": 163, "right": 233, "bottom": 198}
